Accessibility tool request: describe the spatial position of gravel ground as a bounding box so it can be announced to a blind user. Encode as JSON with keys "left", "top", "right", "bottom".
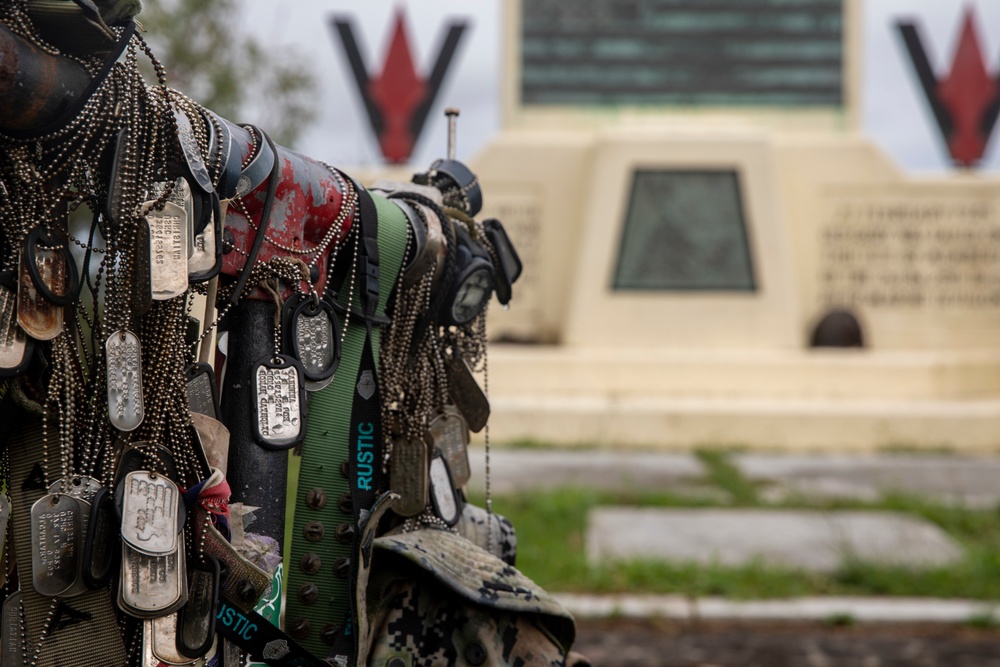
{"left": 573, "top": 618, "right": 1000, "bottom": 667}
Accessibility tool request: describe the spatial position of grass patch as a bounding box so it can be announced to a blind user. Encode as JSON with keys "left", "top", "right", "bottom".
{"left": 694, "top": 448, "right": 760, "bottom": 504}
{"left": 474, "top": 482, "right": 1000, "bottom": 600}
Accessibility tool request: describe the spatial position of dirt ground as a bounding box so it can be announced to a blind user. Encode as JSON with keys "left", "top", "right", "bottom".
{"left": 572, "top": 618, "right": 1000, "bottom": 667}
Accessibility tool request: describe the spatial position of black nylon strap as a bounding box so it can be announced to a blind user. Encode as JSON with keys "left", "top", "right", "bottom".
{"left": 216, "top": 595, "right": 327, "bottom": 667}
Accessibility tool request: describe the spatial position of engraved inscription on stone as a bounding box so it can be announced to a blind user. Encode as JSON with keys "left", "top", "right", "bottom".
{"left": 255, "top": 364, "right": 301, "bottom": 445}
{"left": 820, "top": 192, "right": 1000, "bottom": 310}
{"left": 121, "top": 471, "right": 178, "bottom": 555}
{"left": 107, "top": 331, "right": 144, "bottom": 432}
{"left": 296, "top": 311, "right": 334, "bottom": 376}
{"left": 146, "top": 201, "right": 189, "bottom": 300}
{"left": 30, "top": 494, "right": 81, "bottom": 597}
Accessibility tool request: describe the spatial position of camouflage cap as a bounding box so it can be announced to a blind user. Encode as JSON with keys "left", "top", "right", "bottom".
{"left": 374, "top": 527, "right": 576, "bottom": 651}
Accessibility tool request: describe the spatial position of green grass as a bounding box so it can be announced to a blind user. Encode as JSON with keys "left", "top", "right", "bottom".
{"left": 472, "top": 450, "right": 1000, "bottom": 600}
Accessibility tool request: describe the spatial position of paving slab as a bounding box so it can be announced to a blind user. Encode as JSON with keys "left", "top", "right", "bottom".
{"left": 467, "top": 448, "right": 706, "bottom": 495}
{"left": 587, "top": 508, "right": 963, "bottom": 571}
{"left": 733, "top": 454, "right": 1000, "bottom": 507}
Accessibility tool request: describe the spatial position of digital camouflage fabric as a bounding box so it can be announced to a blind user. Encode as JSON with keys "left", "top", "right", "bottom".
{"left": 367, "top": 527, "right": 588, "bottom": 667}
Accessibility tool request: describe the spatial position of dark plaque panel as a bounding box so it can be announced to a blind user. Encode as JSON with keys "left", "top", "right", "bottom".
{"left": 613, "top": 170, "right": 756, "bottom": 291}
{"left": 522, "top": 0, "right": 843, "bottom": 107}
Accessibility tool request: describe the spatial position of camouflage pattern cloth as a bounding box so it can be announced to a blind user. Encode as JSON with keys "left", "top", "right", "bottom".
{"left": 367, "top": 527, "right": 589, "bottom": 667}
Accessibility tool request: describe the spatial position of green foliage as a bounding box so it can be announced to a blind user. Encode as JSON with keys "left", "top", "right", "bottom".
{"left": 695, "top": 448, "right": 760, "bottom": 504}
{"left": 137, "top": 0, "right": 316, "bottom": 146}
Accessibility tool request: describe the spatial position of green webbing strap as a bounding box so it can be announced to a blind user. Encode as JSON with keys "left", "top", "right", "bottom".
{"left": 7, "top": 413, "right": 127, "bottom": 667}
{"left": 286, "top": 193, "right": 408, "bottom": 662}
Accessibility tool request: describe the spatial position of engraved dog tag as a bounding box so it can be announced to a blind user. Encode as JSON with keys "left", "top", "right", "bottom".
{"left": 174, "top": 108, "right": 214, "bottom": 194}
{"left": 121, "top": 471, "right": 180, "bottom": 556}
{"left": 1, "top": 591, "right": 23, "bottom": 665}
{"left": 145, "top": 202, "right": 189, "bottom": 300}
{"left": 119, "top": 541, "right": 187, "bottom": 618}
{"left": 251, "top": 354, "right": 306, "bottom": 449}
{"left": 188, "top": 217, "right": 217, "bottom": 277}
{"left": 445, "top": 355, "right": 490, "bottom": 433}
{"left": 427, "top": 406, "right": 471, "bottom": 488}
{"left": 0, "top": 496, "right": 9, "bottom": 557}
{"left": 177, "top": 556, "right": 219, "bottom": 659}
{"left": 107, "top": 330, "right": 144, "bottom": 432}
{"left": 152, "top": 613, "right": 201, "bottom": 666}
{"left": 30, "top": 493, "right": 82, "bottom": 597}
{"left": 185, "top": 362, "right": 220, "bottom": 421}
{"left": 17, "top": 236, "right": 65, "bottom": 340}
{"left": 0, "top": 286, "right": 31, "bottom": 375}
{"left": 390, "top": 436, "right": 429, "bottom": 518}
{"left": 149, "top": 178, "right": 195, "bottom": 258}
{"left": 289, "top": 297, "right": 341, "bottom": 392}
{"left": 429, "top": 450, "right": 463, "bottom": 527}
{"left": 49, "top": 476, "right": 102, "bottom": 597}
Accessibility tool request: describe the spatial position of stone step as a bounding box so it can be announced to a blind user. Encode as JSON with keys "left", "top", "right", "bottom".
{"left": 586, "top": 508, "right": 963, "bottom": 572}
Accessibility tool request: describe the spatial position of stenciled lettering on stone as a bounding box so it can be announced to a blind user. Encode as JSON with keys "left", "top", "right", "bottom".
{"left": 256, "top": 365, "right": 301, "bottom": 442}
{"left": 820, "top": 194, "right": 1000, "bottom": 310}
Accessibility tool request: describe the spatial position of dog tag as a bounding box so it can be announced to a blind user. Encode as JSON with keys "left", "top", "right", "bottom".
{"left": 185, "top": 362, "right": 220, "bottom": 421}
{"left": 427, "top": 406, "right": 471, "bottom": 488}
{"left": 188, "top": 217, "right": 218, "bottom": 278}
{"left": 251, "top": 354, "right": 306, "bottom": 449}
{"left": 30, "top": 493, "right": 82, "bottom": 597}
{"left": 83, "top": 485, "right": 118, "bottom": 589}
{"left": 177, "top": 556, "right": 219, "bottom": 659}
{"left": 289, "top": 297, "right": 341, "bottom": 391}
{"left": 145, "top": 201, "right": 189, "bottom": 300}
{"left": 119, "top": 541, "right": 187, "bottom": 618}
{"left": 174, "top": 108, "right": 213, "bottom": 195}
{"left": 389, "top": 436, "right": 429, "bottom": 518}
{"left": 150, "top": 178, "right": 195, "bottom": 257}
{"left": 107, "top": 330, "right": 144, "bottom": 432}
{"left": 17, "top": 236, "right": 65, "bottom": 341}
{"left": 0, "top": 495, "right": 9, "bottom": 557}
{"left": 429, "top": 450, "right": 463, "bottom": 527}
{"left": 152, "top": 613, "right": 202, "bottom": 666}
{"left": 0, "top": 286, "right": 31, "bottom": 375}
{"left": 1, "top": 591, "right": 23, "bottom": 665}
{"left": 49, "top": 476, "right": 102, "bottom": 597}
{"left": 121, "top": 471, "right": 180, "bottom": 556}
{"left": 445, "top": 355, "right": 490, "bottom": 433}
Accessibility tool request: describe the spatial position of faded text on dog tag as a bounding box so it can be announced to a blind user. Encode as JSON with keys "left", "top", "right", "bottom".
{"left": 107, "top": 330, "right": 144, "bottom": 432}
{"left": 289, "top": 298, "right": 340, "bottom": 390}
{"left": 120, "top": 542, "right": 187, "bottom": 618}
{"left": 30, "top": 493, "right": 82, "bottom": 597}
{"left": 390, "top": 436, "right": 429, "bottom": 518}
{"left": 145, "top": 202, "right": 188, "bottom": 300}
{"left": 149, "top": 178, "right": 195, "bottom": 258}
{"left": 251, "top": 354, "right": 306, "bottom": 449}
{"left": 1, "top": 591, "right": 23, "bottom": 666}
{"left": 121, "top": 471, "right": 179, "bottom": 556}
{"left": 151, "top": 613, "right": 201, "bottom": 666}
{"left": 428, "top": 406, "right": 471, "bottom": 488}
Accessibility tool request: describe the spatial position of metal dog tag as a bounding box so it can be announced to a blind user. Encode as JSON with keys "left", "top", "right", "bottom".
{"left": 177, "top": 556, "right": 219, "bottom": 659}
{"left": 445, "top": 355, "right": 490, "bottom": 433}
{"left": 121, "top": 471, "right": 180, "bottom": 556}
{"left": 188, "top": 217, "right": 217, "bottom": 276}
{"left": 251, "top": 354, "right": 306, "bottom": 449}
{"left": 289, "top": 297, "right": 341, "bottom": 392}
{"left": 49, "top": 476, "right": 102, "bottom": 597}
{"left": 0, "top": 495, "right": 9, "bottom": 557}
{"left": 48, "top": 475, "right": 102, "bottom": 504}
{"left": 107, "top": 330, "right": 144, "bottom": 432}
{"left": 1, "top": 591, "right": 23, "bottom": 666}
{"left": 185, "top": 362, "right": 220, "bottom": 421}
{"left": 119, "top": 541, "right": 187, "bottom": 618}
{"left": 30, "top": 493, "right": 82, "bottom": 597}
{"left": 429, "top": 450, "right": 463, "bottom": 527}
{"left": 17, "top": 239, "right": 64, "bottom": 341}
{"left": 427, "top": 406, "right": 471, "bottom": 488}
{"left": 174, "top": 108, "right": 214, "bottom": 194}
{"left": 152, "top": 613, "right": 202, "bottom": 666}
{"left": 0, "top": 286, "right": 30, "bottom": 375}
{"left": 149, "top": 178, "right": 195, "bottom": 257}
{"left": 145, "top": 201, "right": 189, "bottom": 300}
{"left": 83, "top": 486, "right": 117, "bottom": 590}
{"left": 390, "top": 436, "right": 429, "bottom": 518}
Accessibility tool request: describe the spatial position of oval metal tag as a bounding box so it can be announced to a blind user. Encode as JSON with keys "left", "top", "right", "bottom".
{"left": 30, "top": 493, "right": 82, "bottom": 597}
{"left": 290, "top": 297, "right": 341, "bottom": 388}
{"left": 106, "top": 330, "right": 144, "bottom": 432}
{"left": 427, "top": 406, "right": 471, "bottom": 488}
{"left": 0, "top": 286, "right": 31, "bottom": 376}
{"left": 389, "top": 436, "right": 429, "bottom": 518}
{"left": 17, "top": 239, "right": 64, "bottom": 341}
{"left": 145, "top": 201, "right": 189, "bottom": 301}
{"left": 251, "top": 354, "right": 306, "bottom": 450}
{"left": 121, "top": 471, "right": 180, "bottom": 556}
{"left": 174, "top": 109, "right": 214, "bottom": 194}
